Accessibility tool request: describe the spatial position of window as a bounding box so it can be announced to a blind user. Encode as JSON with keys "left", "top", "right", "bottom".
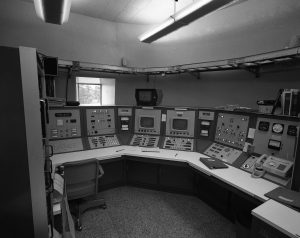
{"left": 76, "top": 77, "right": 115, "bottom": 106}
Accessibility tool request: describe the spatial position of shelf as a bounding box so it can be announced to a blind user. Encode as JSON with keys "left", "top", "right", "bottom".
{"left": 57, "top": 47, "right": 300, "bottom": 75}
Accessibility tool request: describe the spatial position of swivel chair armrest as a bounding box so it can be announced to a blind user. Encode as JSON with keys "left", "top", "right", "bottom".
{"left": 98, "top": 163, "right": 104, "bottom": 179}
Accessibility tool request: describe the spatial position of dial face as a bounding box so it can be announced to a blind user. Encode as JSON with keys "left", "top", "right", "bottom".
{"left": 272, "top": 123, "right": 284, "bottom": 134}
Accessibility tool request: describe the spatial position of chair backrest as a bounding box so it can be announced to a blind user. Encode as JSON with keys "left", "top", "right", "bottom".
{"left": 63, "top": 159, "right": 100, "bottom": 200}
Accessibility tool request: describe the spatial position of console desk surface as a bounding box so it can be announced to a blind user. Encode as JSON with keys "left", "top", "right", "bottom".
{"left": 252, "top": 199, "right": 300, "bottom": 238}
{"left": 51, "top": 145, "right": 278, "bottom": 201}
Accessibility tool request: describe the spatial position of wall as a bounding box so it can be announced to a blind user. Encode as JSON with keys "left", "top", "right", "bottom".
{"left": 0, "top": 0, "right": 300, "bottom": 67}
{"left": 56, "top": 66, "right": 300, "bottom": 109}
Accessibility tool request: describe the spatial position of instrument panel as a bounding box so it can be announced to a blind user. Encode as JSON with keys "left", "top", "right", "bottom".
{"left": 204, "top": 142, "right": 242, "bottom": 164}
{"left": 86, "top": 108, "right": 116, "bottom": 135}
{"left": 163, "top": 137, "right": 194, "bottom": 151}
{"left": 48, "top": 109, "right": 81, "bottom": 139}
{"left": 215, "top": 113, "right": 249, "bottom": 149}
{"left": 130, "top": 134, "right": 160, "bottom": 147}
{"left": 88, "top": 135, "right": 120, "bottom": 149}
{"left": 134, "top": 109, "right": 161, "bottom": 135}
{"left": 253, "top": 118, "right": 298, "bottom": 161}
{"left": 165, "top": 110, "right": 195, "bottom": 137}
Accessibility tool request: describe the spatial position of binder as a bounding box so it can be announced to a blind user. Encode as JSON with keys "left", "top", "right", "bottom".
{"left": 200, "top": 157, "right": 228, "bottom": 169}
{"left": 265, "top": 187, "right": 300, "bottom": 210}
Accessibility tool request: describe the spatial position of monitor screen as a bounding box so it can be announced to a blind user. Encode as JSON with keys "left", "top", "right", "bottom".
{"left": 172, "top": 118, "right": 188, "bottom": 131}
{"left": 138, "top": 91, "right": 152, "bottom": 102}
{"left": 140, "top": 116, "right": 154, "bottom": 128}
{"left": 135, "top": 89, "right": 158, "bottom": 106}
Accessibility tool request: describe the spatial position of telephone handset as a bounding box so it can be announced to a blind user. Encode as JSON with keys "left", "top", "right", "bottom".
{"left": 251, "top": 154, "right": 267, "bottom": 178}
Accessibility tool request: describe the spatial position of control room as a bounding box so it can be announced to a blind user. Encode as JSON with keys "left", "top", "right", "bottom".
{"left": 1, "top": 1, "right": 300, "bottom": 238}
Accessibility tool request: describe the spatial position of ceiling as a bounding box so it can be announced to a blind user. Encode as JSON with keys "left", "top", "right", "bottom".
{"left": 20, "top": 0, "right": 300, "bottom": 28}
{"left": 71, "top": 0, "right": 194, "bottom": 24}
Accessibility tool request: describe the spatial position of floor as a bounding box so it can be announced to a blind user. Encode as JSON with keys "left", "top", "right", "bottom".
{"left": 75, "top": 186, "right": 236, "bottom": 238}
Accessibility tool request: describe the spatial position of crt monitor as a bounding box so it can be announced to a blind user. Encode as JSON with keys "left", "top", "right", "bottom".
{"left": 172, "top": 118, "right": 188, "bottom": 131}
{"left": 134, "top": 109, "right": 161, "bottom": 134}
{"left": 165, "top": 110, "right": 195, "bottom": 137}
{"left": 140, "top": 116, "right": 155, "bottom": 129}
{"left": 43, "top": 56, "right": 58, "bottom": 76}
{"left": 135, "top": 89, "right": 158, "bottom": 106}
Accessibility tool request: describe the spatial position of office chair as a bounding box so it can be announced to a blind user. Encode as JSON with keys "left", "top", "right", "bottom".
{"left": 62, "top": 159, "right": 107, "bottom": 231}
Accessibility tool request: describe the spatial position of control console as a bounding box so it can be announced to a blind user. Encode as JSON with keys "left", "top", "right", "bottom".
{"left": 88, "top": 135, "right": 120, "bottom": 149}
{"left": 130, "top": 134, "right": 159, "bottom": 147}
{"left": 163, "top": 137, "right": 194, "bottom": 151}
{"left": 204, "top": 142, "right": 242, "bottom": 164}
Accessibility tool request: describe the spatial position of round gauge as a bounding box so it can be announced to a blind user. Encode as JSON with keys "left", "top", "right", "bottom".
{"left": 272, "top": 123, "right": 284, "bottom": 134}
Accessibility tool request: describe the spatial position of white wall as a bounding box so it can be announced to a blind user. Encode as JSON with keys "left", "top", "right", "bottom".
{"left": 0, "top": 0, "right": 121, "bottom": 65}
{"left": 101, "top": 78, "right": 115, "bottom": 105}
{"left": 0, "top": 0, "right": 300, "bottom": 67}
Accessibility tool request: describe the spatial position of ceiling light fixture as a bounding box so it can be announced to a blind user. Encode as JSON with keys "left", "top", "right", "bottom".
{"left": 139, "top": 0, "right": 236, "bottom": 43}
{"left": 33, "top": 0, "right": 71, "bottom": 25}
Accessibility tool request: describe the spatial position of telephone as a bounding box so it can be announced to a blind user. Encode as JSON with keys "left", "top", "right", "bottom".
{"left": 252, "top": 154, "right": 293, "bottom": 179}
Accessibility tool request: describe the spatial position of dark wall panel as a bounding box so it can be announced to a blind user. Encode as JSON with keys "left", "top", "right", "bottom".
{"left": 0, "top": 46, "right": 34, "bottom": 236}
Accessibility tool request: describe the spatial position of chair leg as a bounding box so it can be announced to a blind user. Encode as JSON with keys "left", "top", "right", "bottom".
{"left": 75, "top": 203, "right": 82, "bottom": 231}
{"left": 70, "top": 197, "right": 106, "bottom": 231}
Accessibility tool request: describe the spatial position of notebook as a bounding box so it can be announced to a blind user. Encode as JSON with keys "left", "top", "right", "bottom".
{"left": 265, "top": 187, "right": 300, "bottom": 210}
{"left": 200, "top": 157, "right": 228, "bottom": 169}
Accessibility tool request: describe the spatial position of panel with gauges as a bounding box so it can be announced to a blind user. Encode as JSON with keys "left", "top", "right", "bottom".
{"left": 253, "top": 118, "right": 298, "bottom": 161}
{"left": 239, "top": 117, "right": 299, "bottom": 187}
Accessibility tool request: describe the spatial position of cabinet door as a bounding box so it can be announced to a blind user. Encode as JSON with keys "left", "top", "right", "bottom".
{"left": 231, "top": 192, "right": 261, "bottom": 229}
{"left": 126, "top": 160, "right": 159, "bottom": 188}
{"left": 160, "top": 164, "right": 195, "bottom": 194}
{"left": 251, "top": 216, "right": 290, "bottom": 238}
{"left": 196, "top": 172, "right": 231, "bottom": 217}
{"left": 98, "top": 159, "right": 125, "bottom": 191}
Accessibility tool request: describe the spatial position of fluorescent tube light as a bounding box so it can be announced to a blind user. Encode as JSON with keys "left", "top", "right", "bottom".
{"left": 34, "top": 0, "right": 45, "bottom": 21}
{"left": 173, "top": 0, "right": 213, "bottom": 21}
{"left": 139, "top": 18, "right": 175, "bottom": 43}
{"left": 139, "top": 0, "right": 235, "bottom": 43}
{"left": 34, "top": 0, "right": 71, "bottom": 25}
